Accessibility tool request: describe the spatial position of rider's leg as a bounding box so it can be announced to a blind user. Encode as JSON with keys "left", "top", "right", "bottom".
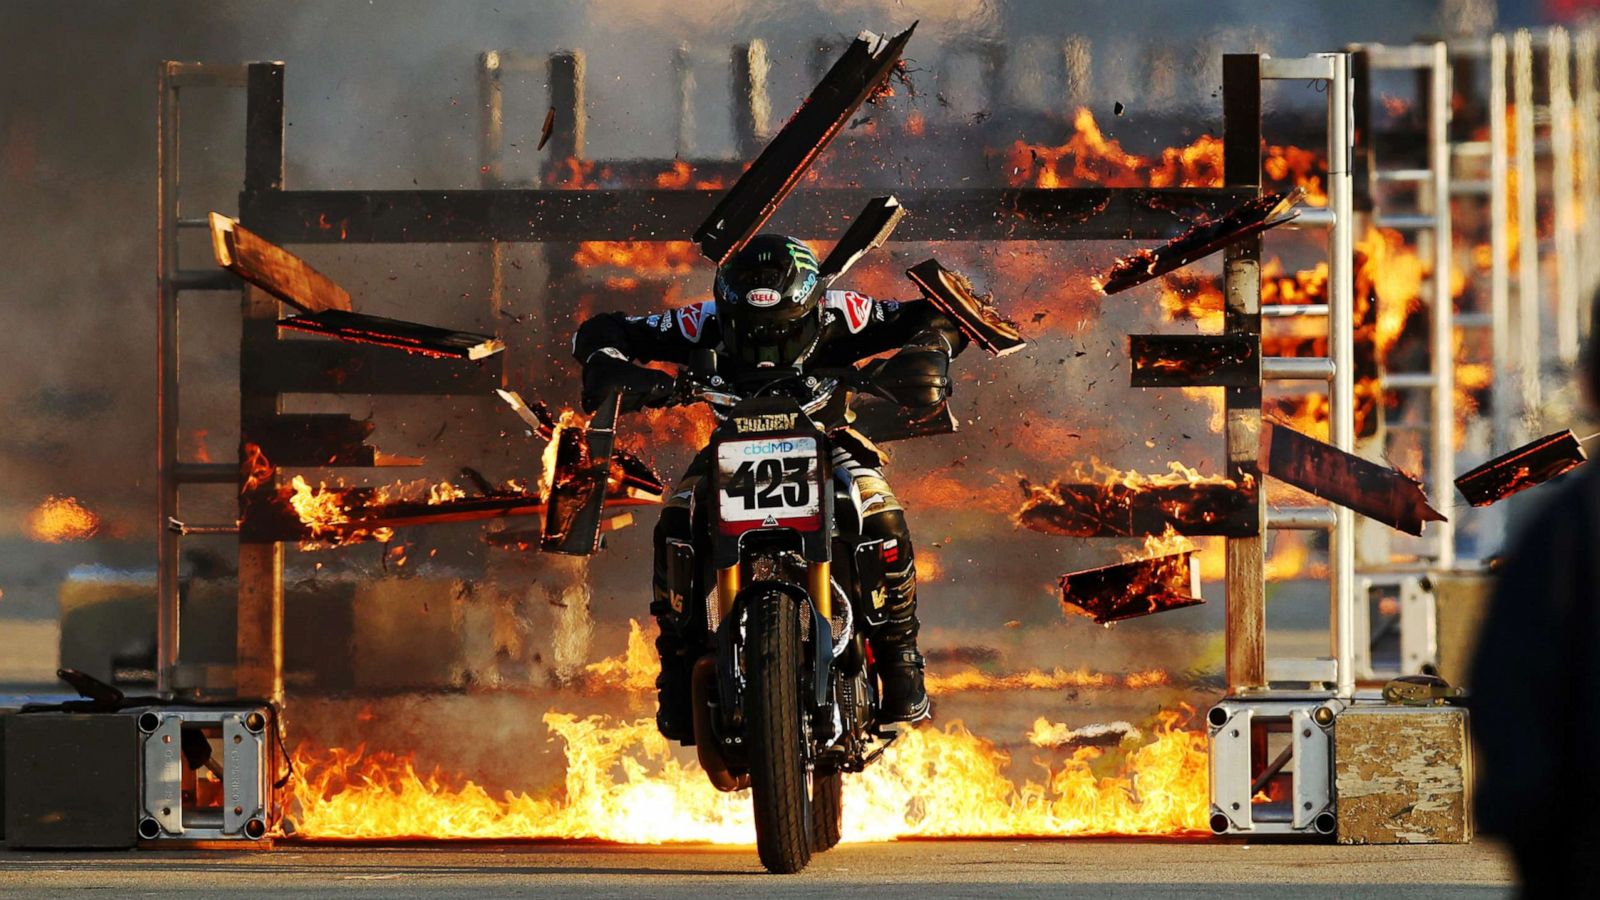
{"left": 843, "top": 452, "right": 930, "bottom": 723}
{"left": 649, "top": 453, "right": 709, "bottom": 742}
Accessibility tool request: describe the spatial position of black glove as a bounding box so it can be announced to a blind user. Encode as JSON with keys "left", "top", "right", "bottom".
{"left": 582, "top": 352, "right": 675, "bottom": 413}
{"left": 873, "top": 347, "right": 952, "bottom": 422}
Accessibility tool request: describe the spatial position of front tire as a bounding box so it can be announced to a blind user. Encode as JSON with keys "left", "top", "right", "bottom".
{"left": 747, "top": 590, "right": 813, "bottom": 874}
{"left": 811, "top": 767, "right": 843, "bottom": 852}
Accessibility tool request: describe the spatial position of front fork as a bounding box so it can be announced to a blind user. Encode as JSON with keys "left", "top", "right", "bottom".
{"left": 716, "top": 560, "right": 832, "bottom": 620}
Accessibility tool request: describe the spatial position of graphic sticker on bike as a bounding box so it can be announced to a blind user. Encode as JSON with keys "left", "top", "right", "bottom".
{"left": 715, "top": 437, "right": 823, "bottom": 535}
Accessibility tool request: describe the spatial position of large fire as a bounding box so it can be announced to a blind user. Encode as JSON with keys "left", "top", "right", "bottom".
{"left": 287, "top": 707, "right": 1207, "bottom": 841}
{"left": 26, "top": 495, "right": 102, "bottom": 543}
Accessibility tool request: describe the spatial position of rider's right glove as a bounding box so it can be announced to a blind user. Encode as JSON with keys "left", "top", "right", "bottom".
{"left": 581, "top": 349, "right": 676, "bottom": 414}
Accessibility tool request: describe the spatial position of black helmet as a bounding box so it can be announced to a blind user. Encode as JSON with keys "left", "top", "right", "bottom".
{"left": 713, "top": 234, "right": 822, "bottom": 368}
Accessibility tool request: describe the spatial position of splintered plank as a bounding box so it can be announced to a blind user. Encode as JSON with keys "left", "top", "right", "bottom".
{"left": 209, "top": 211, "right": 351, "bottom": 312}
{"left": 279, "top": 309, "right": 504, "bottom": 360}
{"left": 1097, "top": 188, "right": 1302, "bottom": 295}
{"left": 1059, "top": 551, "right": 1203, "bottom": 625}
{"left": 819, "top": 195, "right": 905, "bottom": 284}
{"left": 693, "top": 24, "right": 916, "bottom": 263}
{"left": 542, "top": 393, "right": 621, "bottom": 555}
{"left": 1128, "top": 333, "right": 1260, "bottom": 388}
{"left": 493, "top": 388, "right": 664, "bottom": 500}
{"left": 1016, "top": 478, "right": 1258, "bottom": 538}
{"left": 1455, "top": 429, "right": 1588, "bottom": 507}
{"left": 904, "top": 259, "right": 1026, "bottom": 357}
{"left": 1264, "top": 422, "right": 1446, "bottom": 536}
{"left": 495, "top": 388, "right": 559, "bottom": 440}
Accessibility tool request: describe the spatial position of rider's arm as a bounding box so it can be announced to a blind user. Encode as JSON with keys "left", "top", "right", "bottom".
{"left": 572, "top": 304, "right": 716, "bottom": 412}
{"left": 821, "top": 292, "right": 968, "bottom": 421}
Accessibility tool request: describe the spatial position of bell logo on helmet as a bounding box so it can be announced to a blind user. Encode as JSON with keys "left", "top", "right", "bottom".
{"left": 746, "top": 288, "right": 782, "bottom": 307}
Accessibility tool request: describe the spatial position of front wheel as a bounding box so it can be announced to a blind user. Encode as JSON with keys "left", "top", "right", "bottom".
{"left": 747, "top": 590, "right": 812, "bottom": 874}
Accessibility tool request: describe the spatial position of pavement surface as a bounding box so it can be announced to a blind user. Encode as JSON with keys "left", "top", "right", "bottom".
{"left": 0, "top": 838, "right": 1516, "bottom": 898}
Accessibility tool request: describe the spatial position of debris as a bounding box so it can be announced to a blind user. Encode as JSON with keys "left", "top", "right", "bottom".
{"left": 905, "top": 259, "right": 1025, "bottom": 357}
{"left": 1058, "top": 551, "right": 1203, "bottom": 625}
{"left": 494, "top": 388, "right": 558, "bottom": 440}
{"left": 537, "top": 106, "right": 556, "bottom": 151}
{"left": 818, "top": 195, "right": 904, "bottom": 285}
{"left": 1113, "top": 101, "right": 1125, "bottom": 116}
{"left": 542, "top": 393, "right": 621, "bottom": 555}
{"left": 209, "top": 212, "right": 351, "bottom": 312}
{"left": 1127, "top": 333, "right": 1259, "bottom": 388}
{"left": 1097, "top": 188, "right": 1303, "bottom": 295}
{"left": 1263, "top": 422, "right": 1446, "bottom": 536}
{"left": 1455, "top": 429, "right": 1588, "bottom": 507}
{"left": 279, "top": 309, "right": 504, "bottom": 360}
{"left": 693, "top": 24, "right": 916, "bottom": 264}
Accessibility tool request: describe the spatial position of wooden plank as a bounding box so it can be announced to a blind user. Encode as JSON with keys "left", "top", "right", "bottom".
{"left": 1454, "top": 428, "right": 1587, "bottom": 506}
{"left": 694, "top": 25, "right": 914, "bottom": 263}
{"left": 237, "top": 187, "right": 1259, "bottom": 244}
{"left": 1098, "top": 189, "right": 1301, "bottom": 295}
{"left": 1334, "top": 706, "right": 1471, "bottom": 844}
{"left": 1016, "top": 479, "right": 1258, "bottom": 537}
{"left": 1222, "top": 52, "right": 1266, "bottom": 693}
{"left": 245, "top": 340, "right": 502, "bottom": 396}
{"left": 211, "top": 213, "right": 352, "bottom": 313}
{"left": 1265, "top": 422, "right": 1447, "bottom": 536}
{"left": 905, "top": 259, "right": 1025, "bottom": 356}
{"left": 278, "top": 309, "right": 503, "bottom": 360}
{"left": 1058, "top": 551, "right": 1203, "bottom": 624}
{"left": 1128, "top": 333, "right": 1260, "bottom": 387}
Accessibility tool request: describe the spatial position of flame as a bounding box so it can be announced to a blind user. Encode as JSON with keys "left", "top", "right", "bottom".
{"left": 26, "top": 495, "right": 101, "bottom": 543}
{"left": 1063, "top": 457, "right": 1246, "bottom": 491}
{"left": 573, "top": 241, "right": 702, "bottom": 275}
{"left": 1005, "top": 108, "right": 1222, "bottom": 189}
{"left": 925, "top": 666, "right": 1112, "bottom": 692}
{"left": 1026, "top": 718, "right": 1141, "bottom": 748}
{"left": 1123, "top": 669, "right": 1171, "bottom": 690}
{"left": 287, "top": 708, "right": 1208, "bottom": 841}
{"left": 914, "top": 548, "right": 943, "bottom": 583}
{"left": 582, "top": 619, "right": 659, "bottom": 693}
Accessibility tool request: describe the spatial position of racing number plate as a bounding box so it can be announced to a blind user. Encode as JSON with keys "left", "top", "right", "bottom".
{"left": 715, "top": 436, "right": 823, "bottom": 535}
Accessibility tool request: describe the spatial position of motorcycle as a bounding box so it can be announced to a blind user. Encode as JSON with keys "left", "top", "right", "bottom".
{"left": 651, "top": 351, "right": 905, "bottom": 874}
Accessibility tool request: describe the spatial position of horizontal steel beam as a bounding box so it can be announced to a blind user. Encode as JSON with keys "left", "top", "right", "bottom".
{"left": 1267, "top": 505, "right": 1337, "bottom": 530}
{"left": 1263, "top": 356, "right": 1335, "bottom": 381}
{"left": 1262, "top": 55, "right": 1337, "bottom": 81}
{"left": 238, "top": 187, "right": 1259, "bottom": 244}
{"left": 1263, "top": 303, "right": 1330, "bottom": 317}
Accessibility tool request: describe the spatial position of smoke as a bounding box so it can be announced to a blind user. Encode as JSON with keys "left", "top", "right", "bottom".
{"left": 542, "top": 556, "right": 596, "bottom": 682}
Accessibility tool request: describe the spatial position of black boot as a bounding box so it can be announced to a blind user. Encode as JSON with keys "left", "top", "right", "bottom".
{"left": 654, "top": 624, "right": 695, "bottom": 742}
{"left": 877, "top": 646, "right": 930, "bottom": 722}
{"left": 872, "top": 580, "right": 930, "bottom": 723}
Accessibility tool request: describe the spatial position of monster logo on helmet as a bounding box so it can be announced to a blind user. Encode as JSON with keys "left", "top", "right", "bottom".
{"left": 712, "top": 234, "right": 826, "bottom": 368}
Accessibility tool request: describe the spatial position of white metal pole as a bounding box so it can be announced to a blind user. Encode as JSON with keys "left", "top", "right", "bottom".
{"left": 1490, "top": 35, "right": 1512, "bottom": 455}
{"left": 1328, "top": 52, "right": 1357, "bottom": 698}
{"left": 1551, "top": 27, "right": 1581, "bottom": 367}
{"left": 1429, "top": 42, "right": 1456, "bottom": 569}
{"left": 1514, "top": 30, "right": 1541, "bottom": 432}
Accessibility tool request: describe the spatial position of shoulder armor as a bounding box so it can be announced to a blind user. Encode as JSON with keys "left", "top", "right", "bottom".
{"left": 824, "top": 289, "right": 875, "bottom": 334}
{"left": 674, "top": 301, "right": 716, "bottom": 343}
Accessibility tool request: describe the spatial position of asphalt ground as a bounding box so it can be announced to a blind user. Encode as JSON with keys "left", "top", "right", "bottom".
{"left": 0, "top": 838, "right": 1516, "bottom": 898}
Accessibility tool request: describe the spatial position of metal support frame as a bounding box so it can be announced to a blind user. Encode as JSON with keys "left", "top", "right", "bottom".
{"left": 1513, "top": 30, "right": 1543, "bottom": 422}
{"left": 1350, "top": 41, "right": 1454, "bottom": 571}
{"left": 1236, "top": 52, "right": 1357, "bottom": 698}
{"left": 156, "top": 61, "right": 249, "bottom": 696}
{"left": 1547, "top": 27, "right": 1582, "bottom": 367}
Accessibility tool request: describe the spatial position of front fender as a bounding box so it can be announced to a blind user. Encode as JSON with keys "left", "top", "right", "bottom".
{"left": 716, "top": 580, "right": 832, "bottom": 712}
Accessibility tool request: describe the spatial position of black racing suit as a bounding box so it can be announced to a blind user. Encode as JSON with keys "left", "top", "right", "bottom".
{"left": 572, "top": 289, "right": 967, "bottom": 738}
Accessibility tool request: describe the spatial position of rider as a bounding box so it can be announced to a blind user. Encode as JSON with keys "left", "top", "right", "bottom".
{"left": 572, "top": 234, "right": 967, "bottom": 740}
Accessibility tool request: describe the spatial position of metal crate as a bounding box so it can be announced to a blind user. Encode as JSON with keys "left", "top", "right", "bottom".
{"left": 1208, "top": 695, "right": 1344, "bottom": 837}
